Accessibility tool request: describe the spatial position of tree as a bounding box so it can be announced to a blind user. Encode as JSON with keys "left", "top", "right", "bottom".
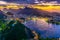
{"left": 4, "top": 20, "right": 27, "bottom": 40}
{"left": 0, "top": 20, "right": 7, "bottom": 40}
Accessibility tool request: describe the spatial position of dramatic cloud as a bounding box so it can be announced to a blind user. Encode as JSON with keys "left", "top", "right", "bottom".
{"left": 35, "top": 1, "right": 60, "bottom": 5}
{"left": 40, "top": 1, "right": 59, "bottom": 5}
{"left": 0, "top": 1, "right": 19, "bottom": 5}
{"left": 0, "top": 1, "right": 7, "bottom": 4}
{"left": 0, "top": 0, "right": 60, "bottom": 5}
{"left": 1, "top": 0, "right": 60, "bottom": 4}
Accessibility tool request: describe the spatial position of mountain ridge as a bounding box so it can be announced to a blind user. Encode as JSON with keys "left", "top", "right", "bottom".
{"left": 17, "top": 7, "right": 60, "bottom": 17}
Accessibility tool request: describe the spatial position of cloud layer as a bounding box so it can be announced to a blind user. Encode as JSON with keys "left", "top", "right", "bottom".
{"left": 0, "top": 0, "right": 60, "bottom": 5}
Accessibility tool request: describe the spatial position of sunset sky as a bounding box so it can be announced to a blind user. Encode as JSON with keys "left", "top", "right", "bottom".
{"left": 0, "top": 0, "right": 60, "bottom": 13}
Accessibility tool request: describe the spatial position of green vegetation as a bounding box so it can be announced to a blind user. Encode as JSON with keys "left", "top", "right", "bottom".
{"left": 0, "top": 19, "right": 28, "bottom": 40}
{"left": 5, "top": 20, "right": 28, "bottom": 40}
{"left": 0, "top": 20, "right": 6, "bottom": 31}
{"left": 0, "top": 19, "right": 58, "bottom": 40}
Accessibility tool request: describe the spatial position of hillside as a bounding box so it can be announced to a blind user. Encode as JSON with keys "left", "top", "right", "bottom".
{"left": 17, "top": 7, "right": 60, "bottom": 17}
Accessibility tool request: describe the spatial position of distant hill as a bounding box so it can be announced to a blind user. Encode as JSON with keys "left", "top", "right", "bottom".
{"left": 0, "top": 10, "right": 7, "bottom": 19}
{"left": 17, "top": 7, "right": 59, "bottom": 17}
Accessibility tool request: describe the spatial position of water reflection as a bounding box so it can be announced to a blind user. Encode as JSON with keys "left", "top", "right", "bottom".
{"left": 24, "top": 18, "right": 60, "bottom": 38}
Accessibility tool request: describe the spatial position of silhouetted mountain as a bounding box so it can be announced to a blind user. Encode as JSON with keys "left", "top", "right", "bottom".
{"left": 0, "top": 10, "right": 7, "bottom": 19}
{"left": 5, "top": 20, "right": 35, "bottom": 40}
{"left": 6, "top": 12, "right": 13, "bottom": 15}
{"left": 52, "top": 12, "right": 60, "bottom": 16}
{"left": 17, "top": 7, "right": 55, "bottom": 17}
